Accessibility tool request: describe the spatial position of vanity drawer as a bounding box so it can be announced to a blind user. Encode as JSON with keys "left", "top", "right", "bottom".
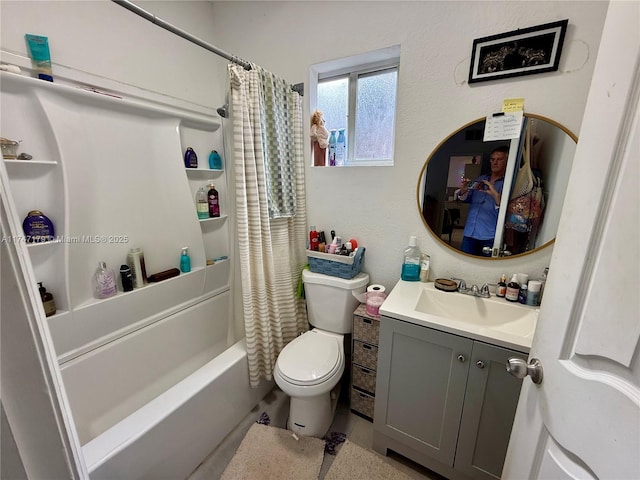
{"left": 353, "top": 340, "right": 378, "bottom": 371}
{"left": 353, "top": 315, "right": 380, "bottom": 345}
{"left": 351, "top": 363, "right": 377, "bottom": 395}
{"left": 351, "top": 387, "right": 375, "bottom": 419}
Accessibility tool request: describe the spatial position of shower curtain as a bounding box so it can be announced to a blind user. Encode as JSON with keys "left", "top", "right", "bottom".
{"left": 228, "top": 64, "right": 309, "bottom": 387}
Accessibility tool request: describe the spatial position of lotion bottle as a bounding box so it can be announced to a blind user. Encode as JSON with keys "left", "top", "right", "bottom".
{"left": 207, "top": 182, "right": 220, "bottom": 218}
{"left": 180, "top": 247, "right": 191, "bottom": 273}
{"left": 195, "top": 187, "right": 209, "bottom": 219}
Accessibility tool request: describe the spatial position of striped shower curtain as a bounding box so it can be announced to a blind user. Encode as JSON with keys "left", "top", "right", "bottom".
{"left": 228, "top": 64, "right": 309, "bottom": 387}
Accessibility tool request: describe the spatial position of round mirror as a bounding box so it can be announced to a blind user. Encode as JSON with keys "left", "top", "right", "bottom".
{"left": 418, "top": 114, "right": 577, "bottom": 259}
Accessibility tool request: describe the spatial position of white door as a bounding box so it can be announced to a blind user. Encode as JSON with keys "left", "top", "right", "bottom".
{"left": 503, "top": 3, "right": 640, "bottom": 479}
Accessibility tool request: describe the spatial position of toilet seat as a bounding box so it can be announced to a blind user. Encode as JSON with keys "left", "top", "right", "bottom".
{"left": 276, "top": 331, "right": 342, "bottom": 386}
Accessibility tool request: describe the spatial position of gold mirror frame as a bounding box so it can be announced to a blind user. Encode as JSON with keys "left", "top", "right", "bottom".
{"left": 417, "top": 113, "right": 578, "bottom": 260}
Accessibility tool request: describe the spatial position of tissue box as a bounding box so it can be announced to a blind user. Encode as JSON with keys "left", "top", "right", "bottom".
{"left": 307, "top": 247, "right": 365, "bottom": 279}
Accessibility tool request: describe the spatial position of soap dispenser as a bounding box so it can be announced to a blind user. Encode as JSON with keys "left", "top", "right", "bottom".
{"left": 180, "top": 247, "right": 191, "bottom": 273}
{"left": 401, "top": 235, "right": 422, "bottom": 282}
{"left": 38, "top": 282, "right": 56, "bottom": 317}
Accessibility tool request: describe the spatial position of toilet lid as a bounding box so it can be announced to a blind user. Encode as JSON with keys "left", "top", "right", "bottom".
{"left": 277, "top": 332, "right": 341, "bottom": 386}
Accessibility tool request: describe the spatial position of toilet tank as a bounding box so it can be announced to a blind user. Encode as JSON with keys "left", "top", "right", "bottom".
{"left": 302, "top": 270, "right": 369, "bottom": 334}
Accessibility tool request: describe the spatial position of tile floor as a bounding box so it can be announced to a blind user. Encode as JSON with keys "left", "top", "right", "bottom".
{"left": 187, "top": 387, "right": 444, "bottom": 480}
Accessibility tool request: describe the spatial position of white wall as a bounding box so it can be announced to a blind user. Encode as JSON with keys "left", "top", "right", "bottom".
{"left": 209, "top": 0, "right": 609, "bottom": 290}
{"left": 1, "top": 0, "right": 609, "bottom": 290}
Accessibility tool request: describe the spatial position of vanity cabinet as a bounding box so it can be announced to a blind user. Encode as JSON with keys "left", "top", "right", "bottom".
{"left": 373, "top": 316, "right": 526, "bottom": 480}
{"left": 350, "top": 304, "right": 380, "bottom": 420}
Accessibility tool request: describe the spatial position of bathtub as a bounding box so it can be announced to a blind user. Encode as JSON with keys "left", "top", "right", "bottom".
{"left": 59, "top": 291, "right": 272, "bottom": 479}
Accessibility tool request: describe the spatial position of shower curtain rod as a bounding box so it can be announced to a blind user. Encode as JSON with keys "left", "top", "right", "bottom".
{"left": 112, "top": 0, "right": 304, "bottom": 96}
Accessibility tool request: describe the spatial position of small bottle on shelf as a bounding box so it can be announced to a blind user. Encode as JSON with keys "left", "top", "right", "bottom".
{"left": 195, "top": 187, "right": 209, "bottom": 219}
{"left": 184, "top": 147, "right": 198, "bottom": 168}
{"left": 92, "top": 262, "right": 117, "bottom": 299}
{"left": 180, "top": 247, "right": 191, "bottom": 273}
{"left": 38, "top": 282, "right": 56, "bottom": 317}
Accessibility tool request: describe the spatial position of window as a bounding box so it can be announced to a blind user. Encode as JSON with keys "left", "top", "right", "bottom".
{"left": 312, "top": 46, "right": 400, "bottom": 166}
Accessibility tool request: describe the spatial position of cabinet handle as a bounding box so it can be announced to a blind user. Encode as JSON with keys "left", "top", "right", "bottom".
{"left": 457, "top": 354, "right": 466, "bottom": 363}
{"left": 476, "top": 360, "right": 485, "bottom": 369}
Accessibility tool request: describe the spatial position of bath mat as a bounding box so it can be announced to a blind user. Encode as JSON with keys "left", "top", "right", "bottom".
{"left": 324, "top": 439, "right": 414, "bottom": 480}
{"left": 220, "top": 423, "right": 324, "bottom": 480}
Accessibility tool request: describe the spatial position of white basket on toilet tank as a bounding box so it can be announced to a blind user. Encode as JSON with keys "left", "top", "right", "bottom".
{"left": 274, "top": 269, "right": 369, "bottom": 437}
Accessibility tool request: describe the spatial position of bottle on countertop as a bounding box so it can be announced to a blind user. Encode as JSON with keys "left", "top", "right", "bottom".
{"left": 401, "top": 235, "right": 422, "bottom": 282}
{"left": 184, "top": 147, "right": 198, "bottom": 168}
{"left": 419, "top": 253, "right": 430, "bottom": 283}
{"left": 38, "top": 282, "right": 56, "bottom": 317}
{"left": 496, "top": 274, "right": 507, "bottom": 297}
{"left": 127, "top": 247, "right": 147, "bottom": 289}
{"left": 518, "top": 282, "right": 528, "bottom": 304}
{"left": 505, "top": 274, "right": 520, "bottom": 302}
{"left": 527, "top": 280, "right": 542, "bottom": 306}
{"left": 196, "top": 187, "right": 209, "bottom": 219}
{"left": 207, "top": 182, "right": 220, "bottom": 218}
{"left": 180, "top": 247, "right": 191, "bottom": 273}
{"left": 208, "top": 150, "right": 223, "bottom": 170}
{"left": 92, "top": 262, "right": 117, "bottom": 299}
{"left": 309, "top": 225, "right": 319, "bottom": 251}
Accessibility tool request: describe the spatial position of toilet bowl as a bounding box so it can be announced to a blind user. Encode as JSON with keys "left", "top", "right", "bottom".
{"left": 274, "top": 269, "right": 369, "bottom": 437}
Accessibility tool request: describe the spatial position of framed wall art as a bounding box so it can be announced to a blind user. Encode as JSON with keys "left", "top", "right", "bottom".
{"left": 468, "top": 19, "right": 568, "bottom": 84}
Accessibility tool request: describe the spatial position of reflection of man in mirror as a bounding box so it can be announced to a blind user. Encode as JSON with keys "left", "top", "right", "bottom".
{"left": 456, "top": 146, "right": 509, "bottom": 256}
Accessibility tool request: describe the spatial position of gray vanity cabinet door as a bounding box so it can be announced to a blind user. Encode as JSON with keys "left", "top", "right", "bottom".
{"left": 454, "top": 342, "right": 526, "bottom": 480}
{"left": 374, "top": 317, "right": 473, "bottom": 467}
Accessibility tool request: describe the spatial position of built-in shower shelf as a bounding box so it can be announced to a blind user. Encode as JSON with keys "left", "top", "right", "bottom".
{"left": 199, "top": 214, "right": 227, "bottom": 224}
{"left": 26, "top": 239, "right": 63, "bottom": 249}
{"left": 4, "top": 159, "right": 58, "bottom": 166}
{"left": 185, "top": 168, "right": 224, "bottom": 175}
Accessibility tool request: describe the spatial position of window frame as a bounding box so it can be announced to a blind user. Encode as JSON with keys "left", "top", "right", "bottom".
{"left": 312, "top": 48, "right": 400, "bottom": 167}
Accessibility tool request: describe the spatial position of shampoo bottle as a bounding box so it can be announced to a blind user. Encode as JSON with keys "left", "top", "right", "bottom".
{"left": 180, "top": 247, "right": 191, "bottom": 273}
{"left": 505, "top": 274, "right": 520, "bottom": 302}
{"left": 38, "top": 282, "right": 56, "bottom": 317}
{"left": 401, "top": 235, "right": 421, "bottom": 282}
{"left": 184, "top": 147, "right": 198, "bottom": 168}
{"left": 208, "top": 150, "right": 223, "bottom": 170}
{"left": 127, "top": 248, "right": 147, "bottom": 288}
{"left": 93, "top": 262, "right": 117, "bottom": 299}
{"left": 207, "top": 183, "right": 220, "bottom": 218}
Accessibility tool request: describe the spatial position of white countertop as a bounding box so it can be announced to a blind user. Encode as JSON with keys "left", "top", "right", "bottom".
{"left": 379, "top": 280, "right": 538, "bottom": 353}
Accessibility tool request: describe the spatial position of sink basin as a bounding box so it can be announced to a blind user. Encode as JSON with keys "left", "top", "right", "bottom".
{"left": 415, "top": 286, "right": 535, "bottom": 327}
{"left": 379, "top": 281, "right": 539, "bottom": 351}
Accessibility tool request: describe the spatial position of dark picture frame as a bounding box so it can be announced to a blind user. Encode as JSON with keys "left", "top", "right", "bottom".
{"left": 468, "top": 19, "right": 568, "bottom": 84}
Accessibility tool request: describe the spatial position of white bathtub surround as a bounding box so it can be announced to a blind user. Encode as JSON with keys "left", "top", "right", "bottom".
{"left": 229, "top": 64, "right": 309, "bottom": 387}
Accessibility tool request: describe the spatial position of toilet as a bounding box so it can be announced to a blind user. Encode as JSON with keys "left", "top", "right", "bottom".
{"left": 274, "top": 269, "right": 369, "bottom": 437}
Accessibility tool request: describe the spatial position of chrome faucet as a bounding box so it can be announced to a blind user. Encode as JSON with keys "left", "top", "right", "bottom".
{"left": 451, "top": 278, "right": 491, "bottom": 298}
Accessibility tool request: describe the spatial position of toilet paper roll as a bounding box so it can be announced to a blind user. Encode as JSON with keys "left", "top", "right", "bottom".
{"left": 367, "top": 284, "right": 386, "bottom": 294}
